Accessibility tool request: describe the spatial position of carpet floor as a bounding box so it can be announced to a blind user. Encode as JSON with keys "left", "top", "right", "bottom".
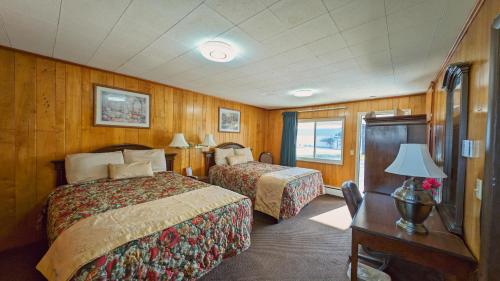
{"left": 0, "top": 195, "right": 442, "bottom": 281}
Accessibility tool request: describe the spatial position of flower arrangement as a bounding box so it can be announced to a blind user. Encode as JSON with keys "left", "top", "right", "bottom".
{"left": 422, "top": 178, "right": 442, "bottom": 195}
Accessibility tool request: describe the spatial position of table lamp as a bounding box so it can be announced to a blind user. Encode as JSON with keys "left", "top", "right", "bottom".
{"left": 385, "top": 143, "right": 447, "bottom": 234}
{"left": 169, "top": 133, "right": 191, "bottom": 175}
{"left": 199, "top": 134, "right": 216, "bottom": 151}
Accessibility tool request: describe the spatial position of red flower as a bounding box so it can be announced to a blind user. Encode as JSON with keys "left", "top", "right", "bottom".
{"left": 192, "top": 216, "right": 203, "bottom": 225}
{"left": 147, "top": 270, "right": 158, "bottom": 281}
{"left": 422, "top": 178, "right": 441, "bottom": 194}
{"left": 106, "top": 258, "right": 117, "bottom": 279}
{"left": 188, "top": 238, "right": 197, "bottom": 246}
{"left": 96, "top": 256, "right": 106, "bottom": 267}
{"left": 150, "top": 247, "right": 159, "bottom": 261}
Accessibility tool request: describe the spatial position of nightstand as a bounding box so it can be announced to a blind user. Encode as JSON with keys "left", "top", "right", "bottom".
{"left": 187, "top": 175, "right": 210, "bottom": 183}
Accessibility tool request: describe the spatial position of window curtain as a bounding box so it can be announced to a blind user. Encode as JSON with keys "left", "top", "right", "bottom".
{"left": 280, "top": 111, "right": 298, "bottom": 167}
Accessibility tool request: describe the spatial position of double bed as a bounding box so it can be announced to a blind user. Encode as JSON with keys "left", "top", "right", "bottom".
{"left": 205, "top": 143, "right": 324, "bottom": 220}
{"left": 38, "top": 144, "right": 252, "bottom": 281}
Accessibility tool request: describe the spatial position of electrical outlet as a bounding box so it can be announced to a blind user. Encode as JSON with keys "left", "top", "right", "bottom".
{"left": 350, "top": 149, "right": 355, "bottom": 156}
{"left": 475, "top": 178, "right": 482, "bottom": 200}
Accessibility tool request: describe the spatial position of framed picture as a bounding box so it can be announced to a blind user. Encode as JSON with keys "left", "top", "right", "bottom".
{"left": 94, "top": 84, "right": 150, "bottom": 128}
{"left": 219, "top": 107, "right": 240, "bottom": 133}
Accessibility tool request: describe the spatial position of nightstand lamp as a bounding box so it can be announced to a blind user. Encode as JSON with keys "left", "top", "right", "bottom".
{"left": 169, "top": 133, "right": 192, "bottom": 175}
{"left": 199, "top": 134, "right": 216, "bottom": 151}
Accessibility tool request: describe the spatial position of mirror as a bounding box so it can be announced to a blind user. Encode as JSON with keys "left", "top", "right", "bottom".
{"left": 439, "top": 62, "right": 470, "bottom": 236}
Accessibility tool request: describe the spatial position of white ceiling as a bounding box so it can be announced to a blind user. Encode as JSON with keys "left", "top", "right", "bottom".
{"left": 0, "top": 0, "right": 476, "bottom": 109}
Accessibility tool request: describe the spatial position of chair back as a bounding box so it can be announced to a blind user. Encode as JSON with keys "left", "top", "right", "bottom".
{"left": 341, "top": 181, "right": 363, "bottom": 218}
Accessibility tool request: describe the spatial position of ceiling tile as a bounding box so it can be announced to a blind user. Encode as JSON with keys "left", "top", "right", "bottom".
{"left": 269, "top": 0, "right": 327, "bottom": 28}
{"left": 88, "top": 0, "right": 203, "bottom": 69}
{"left": 163, "top": 3, "right": 234, "bottom": 48}
{"left": 0, "top": 0, "right": 475, "bottom": 108}
{"left": 322, "top": 0, "right": 351, "bottom": 11}
{"left": 288, "top": 14, "right": 339, "bottom": 44}
{"left": 329, "top": 0, "right": 385, "bottom": 31}
{"left": 205, "top": 0, "right": 267, "bottom": 24}
{"left": 305, "top": 33, "right": 347, "bottom": 56}
{"left": 239, "top": 9, "right": 287, "bottom": 42}
{"left": 341, "top": 17, "right": 387, "bottom": 45}
{"left": 316, "top": 47, "right": 353, "bottom": 64}
{"left": 349, "top": 36, "right": 389, "bottom": 57}
{"left": 0, "top": 15, "right": 10, "bottom": 46}
{"left": 387, "top": 0, "right": 447, "bottom": 34}
{"left": 384, "top": 0, "right": 427, "bottom": 15}
{"left": 54, "top": 0, "right": 131, "bottom": 64}
{"left": 0, "top": 0, "right": 60, "bottom": 55}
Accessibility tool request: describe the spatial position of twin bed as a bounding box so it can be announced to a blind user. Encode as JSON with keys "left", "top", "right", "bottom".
{"left": 205, "top": 143, "right": 324, "bottom": 220}
{"left": 39, "top": 143, "right": 324, "bottom": 281}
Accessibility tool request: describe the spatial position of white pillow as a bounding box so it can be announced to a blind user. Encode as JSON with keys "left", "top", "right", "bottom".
{"left": 234, "top": 147, "right": 253, "bottom": 162}
{"left": 214, "top": 148, "right": 234, "bottom": 165}
{"left": 227, "top": 155, "right": 248, "bottom": 166}
{"left": 123, "top": 149, "right": 166, "bottom": 172}
{"left": 65, "top": 151, "right": 124, "bottom": 184}
{"left": 109, "top": 161, "right": 154, "bottom": 180}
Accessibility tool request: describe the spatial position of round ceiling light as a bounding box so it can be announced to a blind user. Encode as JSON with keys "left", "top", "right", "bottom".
{"left": 198, "top": 41, "right": 235, "bottom": 62}
{"left": 292, "top": 89, "right": 314, "bottom": 97}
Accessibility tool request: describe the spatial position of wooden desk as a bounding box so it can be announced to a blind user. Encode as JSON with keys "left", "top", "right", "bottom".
{"left": 350, "top": 192, "right": 476, "bottom": 281}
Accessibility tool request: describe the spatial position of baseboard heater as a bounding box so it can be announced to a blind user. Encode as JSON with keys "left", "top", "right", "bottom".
{"left": 324, "top": 185, "right": 343, "bottom": 198}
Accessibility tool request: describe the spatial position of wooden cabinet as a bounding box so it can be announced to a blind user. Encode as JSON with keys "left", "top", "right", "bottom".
{"left": 364, "top": 115, "right": 427, "bottom": 195}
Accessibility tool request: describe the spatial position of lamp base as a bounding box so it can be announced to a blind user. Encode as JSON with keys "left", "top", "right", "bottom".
{"left": 396, "top": 218, "right": 428, "bottom": 234}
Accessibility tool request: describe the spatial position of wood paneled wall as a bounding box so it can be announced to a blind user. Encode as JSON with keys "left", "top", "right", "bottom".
{"left": 429, "top": 0, "right": 500, "bottom": 259}
{"left": 265, "top": 94, "right": 427, "bottom": 188}
{"left": 0, "top": 47, "right": 268, "bottom": 251}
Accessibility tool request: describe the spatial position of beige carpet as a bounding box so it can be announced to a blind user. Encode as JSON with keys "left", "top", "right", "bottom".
{"left": 0, "top": 195, "right": 441, "bottom": 281}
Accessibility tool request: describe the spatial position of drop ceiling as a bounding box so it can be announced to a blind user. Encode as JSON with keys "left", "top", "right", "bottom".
{"left": 0, "top": 0, "right": 476, "bottom": 109}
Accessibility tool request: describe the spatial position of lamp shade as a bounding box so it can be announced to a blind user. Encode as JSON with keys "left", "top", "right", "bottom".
{"left": 201, "top": 134, "right": 216, "bottom": 147}
{"left": 385, "top": 144, "right": 447, "bottom": 178}
{"left": 169, "top": 133, "right": 189, "bottom": 148}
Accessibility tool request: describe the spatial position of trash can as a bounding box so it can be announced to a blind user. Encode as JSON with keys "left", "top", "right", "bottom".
{"left": 347, "top": 262, "right": 391, "bottom": 281}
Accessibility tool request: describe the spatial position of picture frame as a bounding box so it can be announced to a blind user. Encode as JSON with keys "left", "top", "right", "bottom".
{"left": 219, "top": 107, "right": 240, "bottom": 133}
{"left": 94, "top": 84, "right": 151, "bottom": 128}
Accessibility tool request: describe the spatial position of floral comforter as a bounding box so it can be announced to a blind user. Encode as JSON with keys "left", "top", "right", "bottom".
{"left": 209, "top": 162, "right": 324, "bottom": 219}
{"left": 46, "top": 172, "right": 252, "bottom": 281}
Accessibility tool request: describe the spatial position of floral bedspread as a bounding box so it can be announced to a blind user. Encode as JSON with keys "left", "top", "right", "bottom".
{"left": 46, "top": 172, "right": 252, "bottom": 281}
{"left": 209, "top": 162, "right": 324, "bottom": 219}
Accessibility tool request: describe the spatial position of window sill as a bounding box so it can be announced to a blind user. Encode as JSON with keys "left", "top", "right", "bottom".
{"left": 297, "top": 158, "right": 343, "bottom": 165}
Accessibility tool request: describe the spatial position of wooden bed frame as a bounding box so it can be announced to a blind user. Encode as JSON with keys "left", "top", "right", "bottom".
{"left": 52, "top": 144, "right": 176, "bottom": 187}
{"left": 203, "top": 142, "right": 246, "bottom": 175}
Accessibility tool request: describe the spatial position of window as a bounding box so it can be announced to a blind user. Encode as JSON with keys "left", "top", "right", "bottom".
{"left": 296, "top": 118, "right": 344, "bottom": 164}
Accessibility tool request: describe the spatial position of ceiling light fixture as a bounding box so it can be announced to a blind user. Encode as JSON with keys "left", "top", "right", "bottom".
{"left": 198, "top": 41, "right": 235, "bottom": 62}
{"left": 292, "top": 89, "right": 314, "bottom": 97}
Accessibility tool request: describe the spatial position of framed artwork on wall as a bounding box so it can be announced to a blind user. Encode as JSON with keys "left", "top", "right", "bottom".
{"left": 219, "top": 107, "right": 240, "bottom": 133}
{"left": 94, "top": 84, "right": 151, "bottom": 128}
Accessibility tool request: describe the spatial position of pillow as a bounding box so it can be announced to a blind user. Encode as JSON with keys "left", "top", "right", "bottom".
{"left": 227, "top": 155, "right": 248, "bottom": 166}
{"left": 234, "top": 147, "right": 253, "bottom": 162}
{"left": 65, "top": 151, "right": 124, "bottom": 184}
{"left": 123, "top": 149, "right": 166, "bottom": 172}
{"left": 109, "top": 161, "right": 154, "bottom": 180}
{"left": 214, "top": 148, "right": 234, "bottom": 165}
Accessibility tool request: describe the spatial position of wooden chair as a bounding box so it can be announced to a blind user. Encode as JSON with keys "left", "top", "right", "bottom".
{"left": 342, "top": 181, "right": 391, "bottom": 271}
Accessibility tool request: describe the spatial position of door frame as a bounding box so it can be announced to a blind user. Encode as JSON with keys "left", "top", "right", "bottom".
{"left": 479, "top": 14, "right": 500, "bottom": 281}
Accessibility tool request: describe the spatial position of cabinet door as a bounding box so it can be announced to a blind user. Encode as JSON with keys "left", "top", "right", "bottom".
{"left": 364, "top": 125, "right": 407, "bottom": 194}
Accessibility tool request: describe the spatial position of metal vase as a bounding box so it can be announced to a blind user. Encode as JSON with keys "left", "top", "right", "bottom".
{"left": 391, "top": 178, "right": 436, "bottom": 234}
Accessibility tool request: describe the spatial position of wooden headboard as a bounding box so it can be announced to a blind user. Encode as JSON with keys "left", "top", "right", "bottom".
{"left": 52, "top": 144, "right": 176, "bottom": 187}
{"left": 203, "top": 142, "right": 246, "bottom": 175}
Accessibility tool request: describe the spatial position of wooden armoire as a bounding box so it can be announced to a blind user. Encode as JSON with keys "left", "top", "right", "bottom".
{"left": 363, "top": 114, "right": 428, "bottom": 195}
